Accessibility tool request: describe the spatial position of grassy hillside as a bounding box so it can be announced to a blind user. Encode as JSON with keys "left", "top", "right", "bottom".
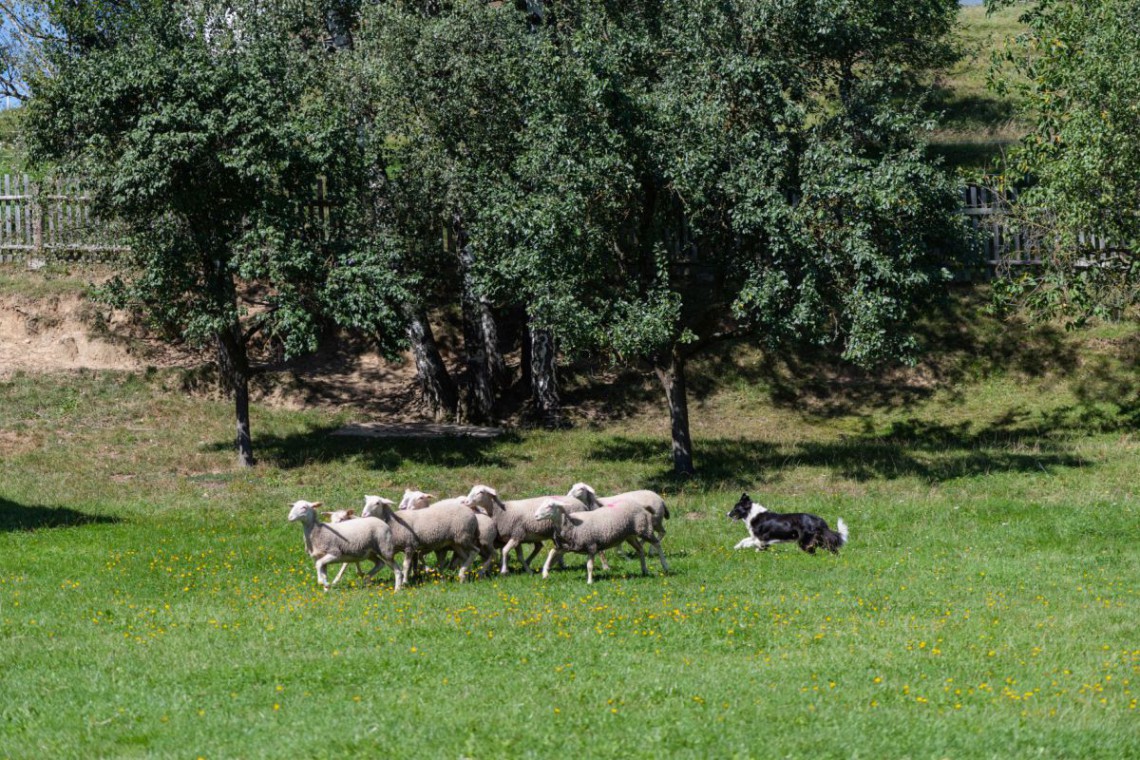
{"left": 927, "top": 3, "right": 1030, "bottom": 175}
{"left": 2, "top": 279, "right": 1138, "bottom": 757}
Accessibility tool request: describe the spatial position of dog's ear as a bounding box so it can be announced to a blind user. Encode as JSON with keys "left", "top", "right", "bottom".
{"left": 740, "top": 492, "right": 749, "bottom": 501}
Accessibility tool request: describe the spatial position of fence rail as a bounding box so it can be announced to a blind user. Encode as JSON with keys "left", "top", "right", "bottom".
{"left": 0, "top": 174, "right": 128, "bottom": 264}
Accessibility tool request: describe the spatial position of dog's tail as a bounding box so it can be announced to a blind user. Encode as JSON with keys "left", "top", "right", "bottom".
{"left": 820, "top": 518, "right": 848, "bottom": 553}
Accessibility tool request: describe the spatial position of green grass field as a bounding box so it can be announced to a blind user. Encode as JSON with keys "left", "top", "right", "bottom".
{"left": 928, "top": 3, "right": 1030, "bottom": 175}
{"left": 2, "top": 284, "right": 1138, "bottom": 757}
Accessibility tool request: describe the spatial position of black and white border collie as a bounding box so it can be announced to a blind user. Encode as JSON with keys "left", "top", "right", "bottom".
{"left": 727, "top": 493, "right": 848, "bottom": 554}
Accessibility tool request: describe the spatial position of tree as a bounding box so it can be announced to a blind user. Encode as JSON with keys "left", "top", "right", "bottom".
{"left": 1, "top": 1, "right": 55, "bottom": 100}
{"left": 987, "top": 0, "right": 1140, "bottom": 324}
{"left": 26, "top": 0, "right": 407, "bottom": 466}
{"left": 509, "top": 0, "right": 968, "bottom": 476}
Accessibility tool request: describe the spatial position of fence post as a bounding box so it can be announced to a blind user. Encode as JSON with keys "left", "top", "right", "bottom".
{"left": 30, "top": 176, "right": 43, "bottom": 260}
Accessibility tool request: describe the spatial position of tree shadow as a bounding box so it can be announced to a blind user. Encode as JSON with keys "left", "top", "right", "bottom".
{"left": 590, "top": 412, "right": 1093, "bottom": 492}
{"left": 207, "top": 424, "right": 525, "bottom": 471}
{"left": 0, "top": 496, "right": 121, "bottom": 532}
{"left": 559, "top": 290, "right": 1087, "bottom": 425}
{"left": 687, "top": 290, "right": 1083, "bottom": 420}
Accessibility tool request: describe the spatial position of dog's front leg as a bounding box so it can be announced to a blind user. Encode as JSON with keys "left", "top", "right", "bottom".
{"left": 734, "top": 536, "right": 759, "bottom": 550}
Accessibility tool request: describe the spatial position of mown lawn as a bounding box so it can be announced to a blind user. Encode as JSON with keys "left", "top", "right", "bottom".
{"left": 2, "top": 307, "right": 1139, "bottom": 757}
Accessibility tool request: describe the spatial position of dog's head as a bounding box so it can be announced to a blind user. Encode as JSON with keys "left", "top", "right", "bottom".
{"left": 727, "top": 492, "right": 760, "bottom": 521}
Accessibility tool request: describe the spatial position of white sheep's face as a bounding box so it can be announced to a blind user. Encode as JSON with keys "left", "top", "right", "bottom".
{"left": 288, "top": 500, "right": 321, "bottom": 522}
{"left": 399, "top": 490, "right": 433, "bottom": 510}
{"left": 465, "top": 485, "right": 498, "bottom": 513}
{"left": 362, "top": 495, "right": 394, "bottom": 518}
{"left": 533, "top": 498, "right": 562, "bottom": 522}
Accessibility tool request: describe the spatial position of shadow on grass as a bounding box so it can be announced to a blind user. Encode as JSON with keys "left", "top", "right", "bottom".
{"left": 694, "top": 290, "right": 1082, "bottom": 419}
{"left": 208, "top": 424, "right": 525, "bottom": 471}
{"left": 563, "top": 290, "right": 1089, "bottom": 424}
{"left": 0, "top": 496, "right": 120, "bottom": 532}
{"left": 592, "top": 415, "right": 1094, "bottom": 493}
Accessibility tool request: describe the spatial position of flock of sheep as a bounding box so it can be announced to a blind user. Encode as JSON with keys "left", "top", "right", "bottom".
{"left": 288, "top": 483, "right": 671, "bottom": 590}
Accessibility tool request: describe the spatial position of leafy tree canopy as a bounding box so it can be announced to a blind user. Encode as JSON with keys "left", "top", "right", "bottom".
{"left": 987, "top": 0, "right": 1140, "bottom": 323}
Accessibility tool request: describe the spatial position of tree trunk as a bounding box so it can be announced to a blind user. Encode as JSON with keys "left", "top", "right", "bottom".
{"left": 480, "top": 294, "right": 509, "bottom": 390}
{"left": 529, "top": 323, "right": 562, "bottom": 428}
{"left": 653, "top": 346, "right": 695, "bottom": 477}
{"left": 405, "top": 307, "right": 458, "bottom": 420}
{"left": 455, "top": 214, "right": 498, "bottom": 422}
{"left": 216, "top": 322, "right": 255, "bottom": 468}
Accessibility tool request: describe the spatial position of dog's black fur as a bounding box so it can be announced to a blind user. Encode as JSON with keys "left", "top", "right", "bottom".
{"left": 727, "top": 493, "right": 848, "bottom": 554}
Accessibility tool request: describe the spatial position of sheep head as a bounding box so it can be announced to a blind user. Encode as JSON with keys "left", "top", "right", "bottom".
{"left": 568, "top": 482, "right": 601, "bottom": 509}
{"left": 399, "top": 489, "right": 434, "bottom": 511}
{"left": 288, "top": 500, "right": 322, "bottom": 523}
{"left": 465, "top": 484, "right": 502, "bottom": 514}
{"left": 533, "top": 498, "right": 566, "bottom": 522}
{"left": 362, "top": 495, "right": 395, "bottom": 518}
{"left": 328, "top": 509, "right": 355, "bottom": 523}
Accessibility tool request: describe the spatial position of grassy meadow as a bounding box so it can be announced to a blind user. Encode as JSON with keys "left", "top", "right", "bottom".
{"left": 928, "top": 3, "right": 1029, "bottom": 174}
{"left": 1, "top": 283, "right": 1139, "bottom": 758}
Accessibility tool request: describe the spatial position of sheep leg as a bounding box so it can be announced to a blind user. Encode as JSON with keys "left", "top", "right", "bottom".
{"left": 455, "top": 548, "right": 475, "bottom": 583}
{"left": 626, "top": 537, "right": 648, "bottom": 575}
{"left": 500, "top": 538, "right": 520, "bottom": 575}
{"left": 522, "top": 542, "right": 545, "bottom": 572}
{"left": 541, "top": 548, "right": 561, "bottom": 579}
{"left": 331, "top": 562, "right": 350, "bottom": 585}
{"left": 434, "top": 549, "right": 450, "bottom": 570}
{"left": 314, "top": 555, "right": 338, "bottom": 590}
{"left": 478, "top": 545, "right": 495, "bottom": 577}
{"left": 648, "top": 536, "right": 670, "bottom": 572}
{"left": 598, "top": 551, "right": 611, "bottom": 571}
{"left": 366, "top": 552, "right": 402, "bottom": 591}
{"left": 586, "top": 553, "right": 595, "bottom": 584}
{"left": 402, "top": 552, "right": 415, "bottom": 584}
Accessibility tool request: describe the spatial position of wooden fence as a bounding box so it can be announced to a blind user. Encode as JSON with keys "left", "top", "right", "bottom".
{"left": 0, "top": 174, "right": 128, "bottom": 263}
{"left": 0, "top": 173, "right": 1122, "bottom": 273}
{"left": 961, "top": 183, "right": 1123, "bottom": 276}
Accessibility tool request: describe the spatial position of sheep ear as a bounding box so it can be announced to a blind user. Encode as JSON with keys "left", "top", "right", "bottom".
{"left": 311, "top": 502, "right": 322, "bottom": 509}
{"left": 345, "top": 509, "right": 355, "bottom": 518}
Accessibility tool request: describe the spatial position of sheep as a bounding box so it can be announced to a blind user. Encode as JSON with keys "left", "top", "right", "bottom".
{"left": 320, "top": 508, "right": 363, "bottom": 585}
{"left": 568, "top": 483, "right": 670, "bottom": 538}
{"left": 533, "top": 498, "right": 669, "bottom": 584}
{"left": 362, "top": 492, "right": 482, "bottom": 583}
{"left": 395, "top": 488, "right": 496, "bottom": 577}
{"left": 490, "top": 493, "right": 602, "bottom": 575}
{"left": 287, "top": 500, "right": 403, "bottom": 591}
{"left": 406, "top": 486, "right": 501, "bottom": 576}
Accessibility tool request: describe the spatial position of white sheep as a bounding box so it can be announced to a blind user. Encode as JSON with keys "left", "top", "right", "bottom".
{"left": 362, "top": 492, "right": 481, "bottom": 583}
{"left": 489, "top": 493, "right": 601, "bottom": 575}
{"left": 287, "top": 500, "right": 403, "bottom": 591}
{"left": 533, "top": 498, "right": 669, "bottom": 584}
{"left": 568, "top": 483, "right": 670, "bottom": 538}
{"left": 407, "top": 486, "right": 500, "bottom": 576}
